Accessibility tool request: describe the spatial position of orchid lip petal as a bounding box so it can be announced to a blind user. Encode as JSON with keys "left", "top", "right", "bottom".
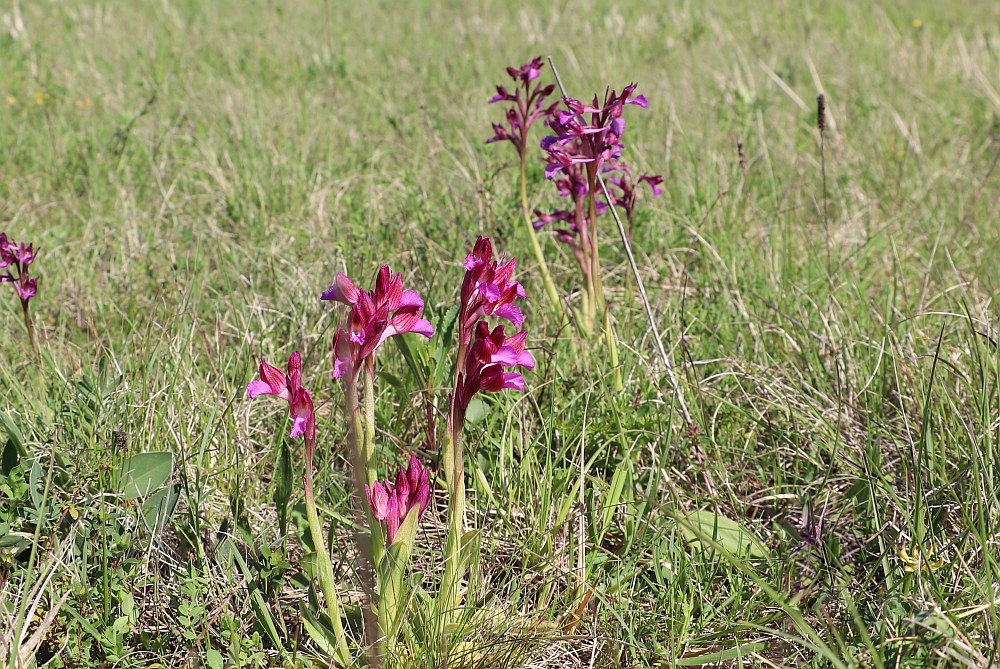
{"left": 627, "top": 94, "right": 648, "bottom": 108}
{"left": 398, "top": 289, "right": 424, "bottom": 309}
{"left": 491, "top": 346, "right": 518, "bottom": 366}
{"left": 501, "top": 372, "right": 525, "bottom": 391}
{"left": 289, "top": 415, "right": 308, "bottom": 438}
{"left": 494, "top": 303, "right": 524, "bottom": 328}
{"left": 246, "top": 380, "right": 273, "bottom": 399}
{"left": 410, "top": 319, "right": 435, "bottom": 338}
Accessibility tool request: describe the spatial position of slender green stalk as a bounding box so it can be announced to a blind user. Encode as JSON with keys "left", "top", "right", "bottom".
{"left": 21, "top": 300, "right": 39, "bottom": 361}
{"left": 302, "top": 473, "right": 352, "bottom": 666}
{"left": 575, "top": 196, "right": 595, "bottom": 336}
{"left": 345, "top": 373, "right": 384, "bottom": 664}
{"left": 362, "top": 365, "right": 377, "bottom": 486}
{"left": 586, "top": 168, "right": 606, "bottom": 319}
{"left": 519, "top": 155, "right": 563, "bottom": 317}
{"left": 603, "top": 308, "right": 623, "bottom": 392}
{"left": 377, "top": 515, "right": 417, "bottom": 643}
{"left": 439, "top": 420, "right": 465, "bottom": 619}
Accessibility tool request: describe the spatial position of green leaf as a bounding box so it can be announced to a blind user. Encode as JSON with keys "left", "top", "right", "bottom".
{"left": 29, "top": 457, "right": 44, "bottom": 509}
{"left": 0, "top": 533, "right": 30, "bottom": 549}
{"left": 274, "top": 438, "right": 292, "bottom": 540}
{"left": 599, "top": 465, "right": 629, "bottom": 542}
{"left": 205, "top": 648, "right": 224, "bottom": 669}
{"left": 0, "top": 413, "right": 26, "bottom": 459}
{"left": 679, "top": 509, "right": 770, "bottom": 559}
{"left": 392, "top": 334, "right": 427, "bottom": 388}
{"left": 291, "top": 502, "right": 314, "bottom": 553}
{"left": 673, "top": 641, "right": 768, "bottom": 665}
{"left": 464, "top": 397, "right": 489, "bottom": 426}
{"left": 118, "top": 452, "right": 173, "bottom": 499}
{"left": 300, "top": 604, "right": 343, "bottom": 658}
{"left": 231, "top": 548, "right": 286, "bottom": 651}
{"left": 141, "top": 484, "right": 179, "bottom": 533}
{"left": 249, "top": 589, "right": 284, "bottom": 649}
{"left": 1, "top": 435, "right": 20, "bottom": 476}
{"left": 431, "top": 306, "right": 459, "bottom": 386}
{"left": 387, "top": 505, "right": 421, "bottom": 553}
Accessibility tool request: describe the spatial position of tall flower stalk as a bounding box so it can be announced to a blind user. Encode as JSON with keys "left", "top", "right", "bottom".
{"left": 1, "top": 232, "right": 40, "bottom": 360}
{"left": 487, "top": 58, "right": 563, "bottom": 317}
{"left": 541, "top": 84, "right": 646, "bottom": 332}
{"left": 533, "top": 154, "right": 601, "bottom": 333}
{"left": 246, "top": 354, "right": 352, "bottom": 666}
{"left": 365, "top": 455, "right": 430, "bottom": 637}
{"left": 323, "top": 265, "right": 434, "bottom": 656}
{"left": 440, "top": 237, "right": 533, "bottom": 618}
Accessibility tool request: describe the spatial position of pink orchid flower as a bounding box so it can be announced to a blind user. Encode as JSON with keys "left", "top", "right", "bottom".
{"left": 364, "top": 455, "right": 431, "bottom": 544}
{"left": 323, "top": 266, "right": 434, "bottom": 380}
{"left": 459, "top": 236, "right": 526, "bottom": 338}
{"left": 246, "top": 352, "right": 316, "bottom": 446}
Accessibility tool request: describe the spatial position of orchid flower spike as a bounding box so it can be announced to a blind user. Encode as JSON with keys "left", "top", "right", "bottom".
{"left": 364, "top": 455, "right": 431, "bottom": 544}
{"left": 323, "top": 266, "right": 434, "bottom": 380}
{"left": 246, "top": 352, "right": 317, "bottom": 455}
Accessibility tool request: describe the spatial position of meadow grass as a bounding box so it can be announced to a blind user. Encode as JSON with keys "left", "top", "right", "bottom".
{"left": 2, "top": 0, "right": 1000, "bottom": 666}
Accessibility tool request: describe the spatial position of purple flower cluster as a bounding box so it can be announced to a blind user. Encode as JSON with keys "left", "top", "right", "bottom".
{"left": 486, "top": 57, "right": 558, "bottom": 159}
{"left": 528, "top": 85, "right": 663, "bottom": 285}
{"left": 452, "top": 236, "right": 534, "bottom": 424}
{"left": 365, "top": 455, "right": 431, "bottom": 544}
{"left": 0, "top": 232, "right": 37, "bottom": 304}
{"left": 541, "top": 83, "right": 648, "bottom": 176}
{"left": 323, "top": 266, "right": 434, "bottom": 380}
{"left": 454, "top": 322, "right": 534, "bottom": 421}
{"left": 458, "top": 236, "right": 526, "bottom": 339}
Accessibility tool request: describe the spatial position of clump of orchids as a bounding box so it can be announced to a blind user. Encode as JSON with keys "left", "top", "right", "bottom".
{"left": 246, "top": 236, "right": 532, "bottom": 664}
{"left": 0, "top": 231, "right": 40, "bottom": 359}
{"left": 487, "top": 59, "right": 663, "bottom": 336}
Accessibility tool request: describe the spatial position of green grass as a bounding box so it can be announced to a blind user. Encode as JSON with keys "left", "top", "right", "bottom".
{"left": 3, "top": 0, "right": 1000, "bottom": 666}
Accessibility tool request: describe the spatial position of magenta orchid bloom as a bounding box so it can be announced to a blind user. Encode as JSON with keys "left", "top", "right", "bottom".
{"left": 1, "top": 232, "right": 38, "bottom": 307}
{"left": 507, "top": 57, "right": 543, "bottom": 85}
{"left": 542, "top": 82, "right": 648, "bottom": 178}
{"left": 451, "top": 237, "right": 533, "bottom": 425}
{"left": 16, "top": 278, "right": 36, "bottom": 301}
{"left": 486, "top": 57, "right": 558, "bottom": 159}
{"left": 246, "top": 352, "right": 317, "bottom": 457}
{"left": 323, "top": 266, "right": 434, "bottom": 380}
{"left": 459, "top": 236, "right": 526, "bottom": 338}
{"left": 454, "top": 322, "right": 534, "bottom": 424}
{"left": 543, "top": 144, "right": 594, "bottom": 179}
{"left": 365, "top": 455, "right": 431, "bottom": 544}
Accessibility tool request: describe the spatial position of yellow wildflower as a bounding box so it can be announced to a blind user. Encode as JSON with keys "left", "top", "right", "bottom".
{"left": 898, "top": 543, "right": 945, "bottom": 574}
{"left": 4, "top": 95, "right": 15, "bottom": 106}
{"left": 912, "top": 19, "right": 922, "bottom": 29}
{"left": 32, "top": 91, "right": 49, "bottom": 106}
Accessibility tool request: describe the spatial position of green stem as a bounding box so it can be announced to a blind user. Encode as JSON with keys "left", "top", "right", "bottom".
{"left": 22, "top": 300, "right": 39, "bottom": 362}
{"left": 439, "top": 422, "right": 465, "bottom": 624}
{"left": 377, "top": 528, "right": 415, "bottom": 643}
{"left": 303, "top": 473, "right": 352, "bottom": 666}
{"left": 362, "top": 366, "right": 377, "bottom": 486}
{"left": 346, "top": 373, "right": 384, "bottom": 663}
{"left": 575, "top": 196, "right": 595, "bottom": 337}
{"left": 519, "top": 156, "right": 563, "bottom": 317}
{"left": 603, "top": 308, "right": 623, "bottom": 392}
